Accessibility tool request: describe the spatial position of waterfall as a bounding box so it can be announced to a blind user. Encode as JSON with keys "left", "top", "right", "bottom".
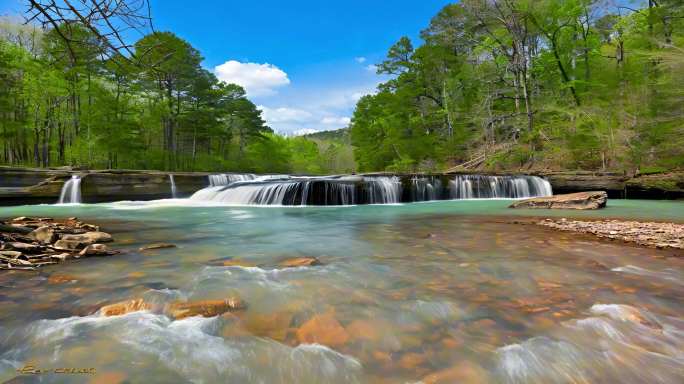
{"left": 169, "top": 174, "right": 177, "bottom": 198}
{"left": 448, "top": 175, "right": 551, "bottom": 199}
{"left": 57, "top": 175, "right": 82, "bottom": 204}
{"left": 208, "top": 173, "right": 256, "bottom": 187}
{"left": 190, "top": 174, "right": 551, "bottom": 206}
{"left": 191, "top": 176, "right": 357, "bottom": 206}
{"left": 364, "top": 176, "right": 402, "bottom": 204}
{"left": 411, "top": 177, "right": 441, "bottom": 202}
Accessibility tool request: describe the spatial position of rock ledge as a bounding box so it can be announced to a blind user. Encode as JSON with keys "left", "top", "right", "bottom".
{"left": 509, "top": 191, "right": 608, "bottom": 210}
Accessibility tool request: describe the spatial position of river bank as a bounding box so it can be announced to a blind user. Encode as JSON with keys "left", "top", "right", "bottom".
{"left": 1, "top": 166, "right": 683, "bottom": 205}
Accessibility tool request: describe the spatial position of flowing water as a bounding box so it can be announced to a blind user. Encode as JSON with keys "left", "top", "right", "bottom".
{"left": 169, "top": 175, "right": 178, "bottom": 199}
{"left": 208, "top": 173, "right": 257, "bottom": 187}
{"left": 190, "top": 175, "right": 552, "bottom": 206}
{"left": 0, "top": 199, "right": 682, "bottom": 383}
{"left": 57, "top": 175, "right": 82, "bottom": 204}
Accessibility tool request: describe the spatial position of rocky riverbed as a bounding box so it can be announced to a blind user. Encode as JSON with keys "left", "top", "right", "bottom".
{"left": 0, "top": 217, "right": 118, "bottom": 271}
{"left": 535, "top": 218, "right": 684, "bottom": 250}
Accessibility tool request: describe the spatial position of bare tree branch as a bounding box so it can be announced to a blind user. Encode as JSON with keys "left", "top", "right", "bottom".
{"left": 25, "top": 0, "right": 154, "bottom": 64}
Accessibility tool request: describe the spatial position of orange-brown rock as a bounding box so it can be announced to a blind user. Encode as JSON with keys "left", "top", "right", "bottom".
{"left": 278, "top": 256, "right": 322, "bottom": 268}
{"left": 296, "top": 312, "right": 349, "bottom": 347}
{"left": 243, "top": 312, "right": 294, "bottom": 342}
{"left": 88, "top": 371, "right": 128, "bottom": 384}
{"left": 222, "top": 259, "right": 257, "bottom": 267}
{"left": 127, "top": 271, "right": 146, "bottom": 279}
{"left": 398, "top": 352, "right": 426, "bottom": 370}
{"left": 48, "top": 274, "right": 79, "bottom": 284}
{"left": 420, "top": 361, "right": 489, "bottom": 384}
{"left": 100, "top": 299, "right": 151, "bottom": 316}
{"left": 346, "top": 319, "right": 383, "bottom": 342}
{"left": 372, "top": 351, "right": 392, "bottom": 365}
{"left": 509, "top": 191, "right": 608, "bottom": 210}
{"left": 167, "top": 297, "right": 246, "bottom": 320}
{"left": 441, "top": 336, "right": 462, "bottom": 349}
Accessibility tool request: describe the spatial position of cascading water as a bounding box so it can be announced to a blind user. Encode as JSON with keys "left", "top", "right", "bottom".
{"left": 169, "top": 174, "right": 178, "bottom": 198}
{"left": 363, "top": 176, "right": 402, "bottom": 204}
{"left": 449, "top": 175, "right": 552, "bottom": 199}
{"left": 410, "top": 177, "right": 442, "bottom": 202}
{"left": 191, "top": 176, "right": 357, "bottom": 206}
{"left": 189, "top": 174, "right": 551, "bottom": 206}
{"left": 208, "top": 173, "right": 256, "bottom": 187}
{"left": 57, "top": 175, "right": 82, "bottom": 204}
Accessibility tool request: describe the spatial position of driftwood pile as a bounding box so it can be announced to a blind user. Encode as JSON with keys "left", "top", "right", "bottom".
{"left": 0, "top": 216, "right": 118, "bottom": 271}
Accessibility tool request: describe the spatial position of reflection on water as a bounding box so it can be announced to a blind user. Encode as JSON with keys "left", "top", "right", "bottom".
{"left": 0, "top": 200, "right": 682, "bottom": 383}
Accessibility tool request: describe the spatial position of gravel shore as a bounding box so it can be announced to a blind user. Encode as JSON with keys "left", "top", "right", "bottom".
{"left": 536, "top": 218, "right": 684, "bottom": 250}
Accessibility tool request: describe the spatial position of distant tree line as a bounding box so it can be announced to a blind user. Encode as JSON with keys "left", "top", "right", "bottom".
{"left": 351, "top": 0, "right": 684, "bottom": 173}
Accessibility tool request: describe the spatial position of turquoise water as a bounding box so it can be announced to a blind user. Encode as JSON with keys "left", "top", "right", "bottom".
{"left": 0, "top": 199, "right": 683, "bottom": 383}
{"left": 0, "top": 198, "right": 683, "bottom": 223}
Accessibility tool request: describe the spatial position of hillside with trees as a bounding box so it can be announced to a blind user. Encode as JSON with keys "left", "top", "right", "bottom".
{"left": 350, "top": 0, "right": 684, "bottom": 174}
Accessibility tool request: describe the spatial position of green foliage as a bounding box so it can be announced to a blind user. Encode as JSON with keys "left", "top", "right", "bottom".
{"left": 350, "top": 0, "right": 684, "bottom": 173}
{"left": 0, "top": 21, "right": 346, "bottom": 174}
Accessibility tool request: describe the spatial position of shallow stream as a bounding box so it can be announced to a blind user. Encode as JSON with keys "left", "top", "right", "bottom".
{"left": 0, "top": 199, "right": 682, "bottom": 383}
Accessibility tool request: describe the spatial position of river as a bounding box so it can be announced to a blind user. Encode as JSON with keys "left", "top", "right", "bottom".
{"left": 0, "top": 199, "right": 683, "bottom": 383}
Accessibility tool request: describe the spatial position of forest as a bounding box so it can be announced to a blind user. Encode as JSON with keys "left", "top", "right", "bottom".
{"left": 0, "top": 17, "right": 349, "bottom": 174}
{"left": 351, "top": 0, "right": 684, "bottom": 173}
{"left": 1, "top": 1, "right": 683, "bottom": 175}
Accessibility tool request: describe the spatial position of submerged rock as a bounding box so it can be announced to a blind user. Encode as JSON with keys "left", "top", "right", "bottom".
{"left": 420, "top": 361, "right": 489, "bottom": 383}
{"left": 278, "top": 257, "right": 322, "bottom": 268}
{"left": 100, "top": 298, "right": 151, "bottom": 316}
{"left": 167, "top": 297, "right": 246, "bottom": 320}
{"left": 296, "top": 312, "right": 350, "bottom": 348}
{"left": 48, "top": 274, "right": 79, "bottom": 284}
{"left": 139, "top": 243, "right": 176, "bottom": 251}
{"left": 79, "top": 244, "right": 112, "bottom": 256}
{"left": 509, "top": 191, "right": 607, "bottom": 210}
{"left": 221, "top": 259, "right": 257, "bottom": 267}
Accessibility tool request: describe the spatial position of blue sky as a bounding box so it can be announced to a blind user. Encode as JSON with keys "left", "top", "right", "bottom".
{"left": 1, "top": 0, "right": 451, "bottom": 134}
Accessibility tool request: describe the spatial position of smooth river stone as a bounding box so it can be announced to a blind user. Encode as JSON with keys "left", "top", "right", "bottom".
{"left": 278, "top": 256, "right": 322, "bottom": 268}
{"left": 100, "top": 298, "right": 151, "bottom": 316}
{"left": 167, "top": 297, "right": 246, "bottom": 319}
{"left": 296, "top": 312, "right": 349, "bottom": 347}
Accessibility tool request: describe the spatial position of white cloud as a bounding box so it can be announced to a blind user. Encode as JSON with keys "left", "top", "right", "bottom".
{"left": 214, "top": 60, "right": 290, "bottom": 97}
{"left": 258, "top": 106, "right": 312, "bottom": 123}
{"left": 321, "top": 116, "right": 351, "bottom": 126}
{"left": 256, "top": 82, "right": 382, "bottom": 134}
{"left": 365, "top": 64, "right": 378, "bottom": 73}
{"left": 355, "top": 57, "right": 367, "bottom": 63}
